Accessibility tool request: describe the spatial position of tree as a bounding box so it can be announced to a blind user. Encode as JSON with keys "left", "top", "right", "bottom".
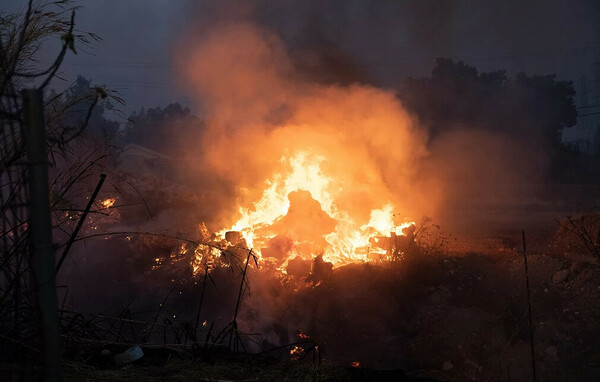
{"left": 399, "top": 58, "right": 579, "bottom": 182}
{"left": 123, "top": 102, "right": 203, "bottom": 152}
{"left": 46, "top": 75, "right": 121, "bottom": 143}
{"left": 401, "top": 58, "right": 576, "bottom": 143}
{"left": 401, "top": 58, "right": 509, "bottom": 137}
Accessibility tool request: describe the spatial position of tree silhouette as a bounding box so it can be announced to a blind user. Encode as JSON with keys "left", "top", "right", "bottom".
{"left": 400, "top": 57, "right": 579, "bottom": 182}
{"left": 123, "top": 102, "right": 204, "bottom": 152}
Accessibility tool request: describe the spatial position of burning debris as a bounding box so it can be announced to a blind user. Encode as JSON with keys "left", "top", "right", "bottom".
{"left": 101, "top": 198, "right": 116, "bottom": 209}
{"left": 205, "top": 152, "right": 417, "bottom": 273}
{"left": 289, "top": 345, "right": 304, "bottom": 360}
{"left": 177, "top": 22, "right": 429, "bottom": 273}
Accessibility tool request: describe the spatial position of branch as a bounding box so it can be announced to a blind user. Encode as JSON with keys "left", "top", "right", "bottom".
{"left": 49, "top": 94, "right": 99, "bottom": 145}
{"left": 38, "top": 10, "right": 75, "bottom": 90}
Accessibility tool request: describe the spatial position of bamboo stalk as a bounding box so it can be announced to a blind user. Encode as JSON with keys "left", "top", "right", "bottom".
{"left": 521, "top": 229, "right": 537, "bottom": 382}
{"left": 192, "top": 265, "right": 209, "bottom": 344}
{"left": 55, "top": 173, "right": 106, "bottom": 274}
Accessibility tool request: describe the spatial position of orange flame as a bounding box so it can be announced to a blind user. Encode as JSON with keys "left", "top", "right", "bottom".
{"left": 215, "top": 152, "right": 414, "bottom": 268}
{"left": 290, "top": 345, "right": 304, "bottom": 360}
{"left": 101, "top": 198, "right": 115, "bottom": 208}
{"left": 179, "top": 23, "right": 427, "bottom": 273}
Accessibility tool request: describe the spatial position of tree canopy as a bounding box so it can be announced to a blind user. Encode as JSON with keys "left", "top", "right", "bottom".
{"left": 400, "top": 57, "right": 577, "bottom": 150}
{"left": 123, "top": 102, "right": 203, "bottom": 153}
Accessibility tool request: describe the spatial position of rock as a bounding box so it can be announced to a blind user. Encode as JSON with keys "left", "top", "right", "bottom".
{"left": 100, "top": 349, "right": 111, "bottom": 357}
{"left": 552, "top": 269, "right": 569, "bottom": 284}
{"left": 441, "top": 361, "right": 454, "bottom": 371}
{"left": 114, "top": 346, "right": 144, "bottom": 365}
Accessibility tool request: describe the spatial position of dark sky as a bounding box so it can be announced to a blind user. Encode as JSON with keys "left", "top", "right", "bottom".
{"left": 6, "top": 0, "right": 600, "bottom": 123}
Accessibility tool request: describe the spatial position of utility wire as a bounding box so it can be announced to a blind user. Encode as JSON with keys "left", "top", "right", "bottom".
{"left": 58, "top": 46, "right": 600, "bottom": 69}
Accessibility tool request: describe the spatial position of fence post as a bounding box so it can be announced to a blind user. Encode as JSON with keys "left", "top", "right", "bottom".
{"left": 23, "top": 88, "right": 63, "bottom": 382}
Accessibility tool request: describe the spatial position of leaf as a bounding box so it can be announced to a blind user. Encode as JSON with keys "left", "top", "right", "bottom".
{"left": 88, "top": 32, "right": 103, "bottom": 42}
{"left": 94, "top": 86, "right": 108, "bottom": 99}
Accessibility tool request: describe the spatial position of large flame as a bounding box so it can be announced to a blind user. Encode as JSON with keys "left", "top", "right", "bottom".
{"left": 176, "top": 23, "right": 429, "bottom": 271}
{"left": 216, "top": 151, "right": 414, "bottom": 268}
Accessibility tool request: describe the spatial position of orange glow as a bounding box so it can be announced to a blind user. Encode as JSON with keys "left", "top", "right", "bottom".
{"left": 101, "top": 198, "right": 115, "bottom": 208}
{"left": 215, "top": 152, "right": 415, "bottom": 268}
{"left": 191, "top": 244, "right": 222, "bottom": 276}
{"left": 290, "top": 345, "right": 304, "bottom": 360}
{"left": 352, "top": 361, "right": 360, "bottom": 368}
{"left": 178, "top": 23, "right": 428, "bottom": 273}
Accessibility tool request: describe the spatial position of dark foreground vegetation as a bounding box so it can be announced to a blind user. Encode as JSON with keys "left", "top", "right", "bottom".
{"left": 10, "top": 222, "right": 597, "bottom": 382}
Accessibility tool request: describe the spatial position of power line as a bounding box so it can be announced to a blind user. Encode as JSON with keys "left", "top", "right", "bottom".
{"left": 577, "top": 104, "right": 600, "bottom": 110}
{"left": 578, "top": 111, "right": 600, "bottom": 118}
{"left": 59, "top": 45, "right": 600, "bottom": 69}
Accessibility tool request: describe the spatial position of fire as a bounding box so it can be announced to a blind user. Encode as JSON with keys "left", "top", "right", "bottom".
{"left": 179, "top": 23, "right": 429, "bottom": 274}
{"left": 215, "top": 151, "right": 414, "bottom": 268}
{"left": 191, "top": 244, "right": 222, "bottom": 275}
{"left": 290, "top": 345, "right": 304, "bottom": 360}
{"left": 101, "top": 198, "right": 115, "bottom": 208}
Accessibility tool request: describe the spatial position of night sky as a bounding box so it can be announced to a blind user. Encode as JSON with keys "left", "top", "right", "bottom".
{"left": 5, "top": 1, "right": 600, "bottom": 119}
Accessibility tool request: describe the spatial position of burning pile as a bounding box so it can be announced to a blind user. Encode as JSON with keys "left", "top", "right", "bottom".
{"left": 173, "top": 22, "right": 431, "bottom": 274}
{"left": 214, "top": 151, "right": 416, "bottom": 269}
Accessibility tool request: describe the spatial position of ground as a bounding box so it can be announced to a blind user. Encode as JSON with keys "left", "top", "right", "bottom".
{"left": 56, "top": 216, "right": 600, "bottom": 382}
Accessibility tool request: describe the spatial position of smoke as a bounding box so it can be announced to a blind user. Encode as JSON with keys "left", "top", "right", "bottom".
{"left": 419, "top": 127, "right": 551, "bottom": 233}
{"left": 57, "top": 1, "right": 584, "bottom": 356}
{"left": 170, "top": 2, "right": 580, "bottom": 238}
{"left": 174, "top": 22, "right": 431, "bottom": 230}
{"left": 169, "top": 18, "right": 433, "bottom": 348}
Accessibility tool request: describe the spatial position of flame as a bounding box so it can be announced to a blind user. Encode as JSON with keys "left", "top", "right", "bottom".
{"left": 290, "top": 345, "right": 304, "bottom": 360}
{"left": 179, "top": 23, "right": 427, "bottom": 273}
{"left": 215, "top": 152, "right": 414, "bottom": 268}
{"left": 191, "top": 244, "right": 222, "bottom": 276}
{"left": 101, "top": 198, "right": 116, "bottom": 208}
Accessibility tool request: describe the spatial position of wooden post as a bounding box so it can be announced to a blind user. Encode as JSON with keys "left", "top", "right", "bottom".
{"left": 23, "top": 88, "right": 63, "bottom": 382}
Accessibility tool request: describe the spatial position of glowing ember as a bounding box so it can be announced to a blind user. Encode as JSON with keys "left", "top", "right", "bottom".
{"left": 191, "top": 244, "right": 222, "bottom": 276}
{"left": 290, "top": 345, "right": 304, "bottom": 360}
{"left": 101, "top": 198, "right": 116, "bottom": 208}
{"left": 352, "top": 361, "right": 360, "bottom": 368}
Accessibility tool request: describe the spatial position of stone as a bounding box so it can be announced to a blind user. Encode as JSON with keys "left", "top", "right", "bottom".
{"left": 441, "top": 361, "right": 454, "bottom": 371}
